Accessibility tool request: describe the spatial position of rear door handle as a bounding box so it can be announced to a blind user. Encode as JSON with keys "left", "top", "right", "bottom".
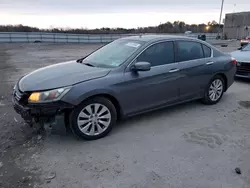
{"left": 206, "top": 61, "right": 214, "bottom": 65}
{"left": 169, "top": 68, "right": 180, "bottom": 73}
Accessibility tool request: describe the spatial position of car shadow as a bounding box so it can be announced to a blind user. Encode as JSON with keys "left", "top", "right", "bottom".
{"left": 235, "top": 77, "right": 250, "bottom": 84}
{"left": 49, "top": 95, "right": 233, "bottom": 142}
{"left": 48, "top": 100, "right": 204, "bottom": 143}
{"left": 114, "top": 100, "right": 204, "bottom": 133}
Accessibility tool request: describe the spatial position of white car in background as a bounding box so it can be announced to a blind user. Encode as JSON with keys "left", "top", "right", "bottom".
{"left": 231, "top": 43, "right": 250, "bottom": 79}
{"left": 240, "top": 36, "right": 250, "bottom": 47}
{"left": 184, "top": 31, "right": 192, "bottom": 34}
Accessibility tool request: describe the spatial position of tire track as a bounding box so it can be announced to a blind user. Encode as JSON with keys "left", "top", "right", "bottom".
{"left": 183, "top": 127, "right": 228, "bottom": 148}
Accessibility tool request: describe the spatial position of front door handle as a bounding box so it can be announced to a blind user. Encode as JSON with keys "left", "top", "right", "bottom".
{"left": 206, "top": 61, "right": 214, "bottom": 65}
{"left": 169, "top": 68, "right": 180, "bottom": 73}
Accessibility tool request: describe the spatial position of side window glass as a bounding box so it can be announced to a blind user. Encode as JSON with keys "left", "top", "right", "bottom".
{"left": 176, "top": 41, "right": 204, "bottom": 62}
{"left": 137, "top": 42, "right": 175, "bottom": 66}
{"left": 202, "top": 44, "right": 212, "bottom": 58}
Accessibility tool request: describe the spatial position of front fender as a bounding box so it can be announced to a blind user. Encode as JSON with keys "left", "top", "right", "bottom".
{"left": 73, "top": 88, "right": 119, "bottom": 105}
{"left": 61, "top": 78, "right": 120, "bottom": 106}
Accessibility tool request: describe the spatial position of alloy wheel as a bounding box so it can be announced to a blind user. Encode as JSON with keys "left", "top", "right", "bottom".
{"left": 77, "top": 103, "right": 111, "bottom": 136}
{"left": 209, "top": 79, "right": 223, "bottom": 101}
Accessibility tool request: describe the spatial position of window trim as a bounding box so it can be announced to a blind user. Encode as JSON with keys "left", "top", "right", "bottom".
{"left": 126, "top": 40, "right": 176, "bottom": 71}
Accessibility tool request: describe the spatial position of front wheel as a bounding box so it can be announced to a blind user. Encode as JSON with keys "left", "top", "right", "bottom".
{"left": 70, "top": 97, "right": 117, "bottom": 140}
{"left": 202, "top": 75, "right": 225, "bottom": 105}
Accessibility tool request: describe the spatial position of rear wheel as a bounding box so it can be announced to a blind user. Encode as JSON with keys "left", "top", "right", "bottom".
{"left": 70, "top": 97, "right": 117, "bottom": 140}
{"left": 202, "top": 75, "right": 225, "bottom": 105}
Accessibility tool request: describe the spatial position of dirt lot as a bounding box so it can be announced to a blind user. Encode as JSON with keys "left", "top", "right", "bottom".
{"left": 0, "top": 41, "right": 250, "bottom": 188}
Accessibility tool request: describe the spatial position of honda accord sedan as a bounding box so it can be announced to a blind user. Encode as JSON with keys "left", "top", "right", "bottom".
{"left": 13, "top": 35, "right": 236, "bottom": 140}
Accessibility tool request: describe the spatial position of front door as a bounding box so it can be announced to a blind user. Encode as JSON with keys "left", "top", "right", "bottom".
{"left": 119, "top": 41, "right": 181, "bottom": 115}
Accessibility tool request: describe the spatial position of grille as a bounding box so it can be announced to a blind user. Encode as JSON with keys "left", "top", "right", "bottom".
{"left": 14, "top": 91, "right": 22, "bottom": 101}
{"left": 14, "top": 89, "right": 28, "bottom": 103}
{"left": 236, "top": 62, "right": 250, "bottom": 75}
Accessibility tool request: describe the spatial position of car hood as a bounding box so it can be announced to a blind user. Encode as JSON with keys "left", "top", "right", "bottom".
{"left": 230, "top": 50, "right": 250, "bottom": 62}
{"left": 18, "top": 61, "right": 111, "bottom": 92}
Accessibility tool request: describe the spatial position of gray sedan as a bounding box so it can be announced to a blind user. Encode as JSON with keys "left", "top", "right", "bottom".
{"left": 12, "top": 35, "right": 236, "bottom": 140}
{"left": 231, "top": 43, "right": 250, "bottom": 78}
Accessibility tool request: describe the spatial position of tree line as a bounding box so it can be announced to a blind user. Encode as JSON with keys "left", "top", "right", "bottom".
{"left": 0, "top": 21, "right": 222, "bottom": 34}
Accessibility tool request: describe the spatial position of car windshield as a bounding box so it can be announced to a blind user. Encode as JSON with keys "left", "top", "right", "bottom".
{"left": 242, "top": 43, "right": 250, "bottom": 51}
{"left": 82, "top": 39, "right": 145, "bottom": 68}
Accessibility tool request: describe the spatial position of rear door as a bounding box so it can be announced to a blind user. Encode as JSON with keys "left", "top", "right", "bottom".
{"left": 176, "top": 40, "right": 214, "bottom": 100}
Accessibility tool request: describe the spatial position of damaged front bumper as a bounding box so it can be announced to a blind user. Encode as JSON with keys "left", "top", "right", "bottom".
{"left": 12, "top": 90, "right": 73, "bottom": 122}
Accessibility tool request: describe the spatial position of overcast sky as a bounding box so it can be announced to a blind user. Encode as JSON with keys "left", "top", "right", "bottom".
{"left": 0, "top": 0, "right": 250, "bottom": 29}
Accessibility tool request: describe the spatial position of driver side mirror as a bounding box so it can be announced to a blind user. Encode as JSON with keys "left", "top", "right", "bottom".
{"left": 131, "top": 62, "right": 151, "bottom": 72}
{"left": 238, "top": 47, "right": 242, "bottom": 50}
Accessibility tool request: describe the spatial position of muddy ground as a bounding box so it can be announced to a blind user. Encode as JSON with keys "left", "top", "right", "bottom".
{"left": 0, "top": 41, "right": 250, "bottom": 188}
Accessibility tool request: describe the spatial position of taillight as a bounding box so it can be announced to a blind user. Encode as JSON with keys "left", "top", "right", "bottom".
{"left": 231, "top": 57, "right": 237, "bottom": 65}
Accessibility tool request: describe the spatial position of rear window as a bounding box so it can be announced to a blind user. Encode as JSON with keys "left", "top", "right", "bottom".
{"left": 242, "top": 43, "right": 250, "bottom": 51}
{"left": 202, "top": 44, "right": 211, "bottom": 58}
{"left": 176, "top": 41, "right": 204, "bottom": 62}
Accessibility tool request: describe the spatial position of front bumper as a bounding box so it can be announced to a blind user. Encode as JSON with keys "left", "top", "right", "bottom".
{"left": 12, "top": 95, "right": 73, "bottom": 121}
{"left": 235, "top": 73, "right": 250, "bottom": 79}
{"left": 235, "top": 62, "right": 250, "bottom": 79}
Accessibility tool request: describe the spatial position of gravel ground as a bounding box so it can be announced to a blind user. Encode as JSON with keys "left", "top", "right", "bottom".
{"left": 0, "top": 40, "right": 250, "bottom": 188}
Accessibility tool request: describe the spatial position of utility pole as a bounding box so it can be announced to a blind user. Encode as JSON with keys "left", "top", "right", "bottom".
{"left": 218, "top": 0, "right": 225, "bottom": 38}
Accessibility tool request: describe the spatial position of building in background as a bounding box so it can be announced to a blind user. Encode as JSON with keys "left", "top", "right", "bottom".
{"left": 224, "top": 11, "right": 250, "bottom": 39}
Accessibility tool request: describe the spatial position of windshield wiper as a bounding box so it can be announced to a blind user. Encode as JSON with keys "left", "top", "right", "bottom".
{"left": 83, "top": 62, "right": 95, "bottom": 67}
{"left": 76, "top": 58, "right": 95, "bottom": 67}
{"left": 76, "top": 57, "right": 85, "bottom": 63}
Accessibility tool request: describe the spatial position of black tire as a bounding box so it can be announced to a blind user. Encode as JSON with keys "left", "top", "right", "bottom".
{"left": 202, "top": 75, "right": 225, "bottom": 105}
{"left": 69, "top": 97, "right": 117, "bottom": 140}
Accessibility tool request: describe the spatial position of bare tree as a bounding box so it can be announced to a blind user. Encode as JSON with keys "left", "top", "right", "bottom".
{"left": 0, "top": 22, "right": 222, "bottom": 34}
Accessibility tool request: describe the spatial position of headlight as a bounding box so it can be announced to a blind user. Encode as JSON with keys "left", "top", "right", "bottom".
{"left": 28, "top": 87, "right": 71, "bottom": 103}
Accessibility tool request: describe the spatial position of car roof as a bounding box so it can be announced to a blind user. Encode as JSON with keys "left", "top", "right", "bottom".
{"left": 122, "top": 34, "right": 198, "bottom": 43}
